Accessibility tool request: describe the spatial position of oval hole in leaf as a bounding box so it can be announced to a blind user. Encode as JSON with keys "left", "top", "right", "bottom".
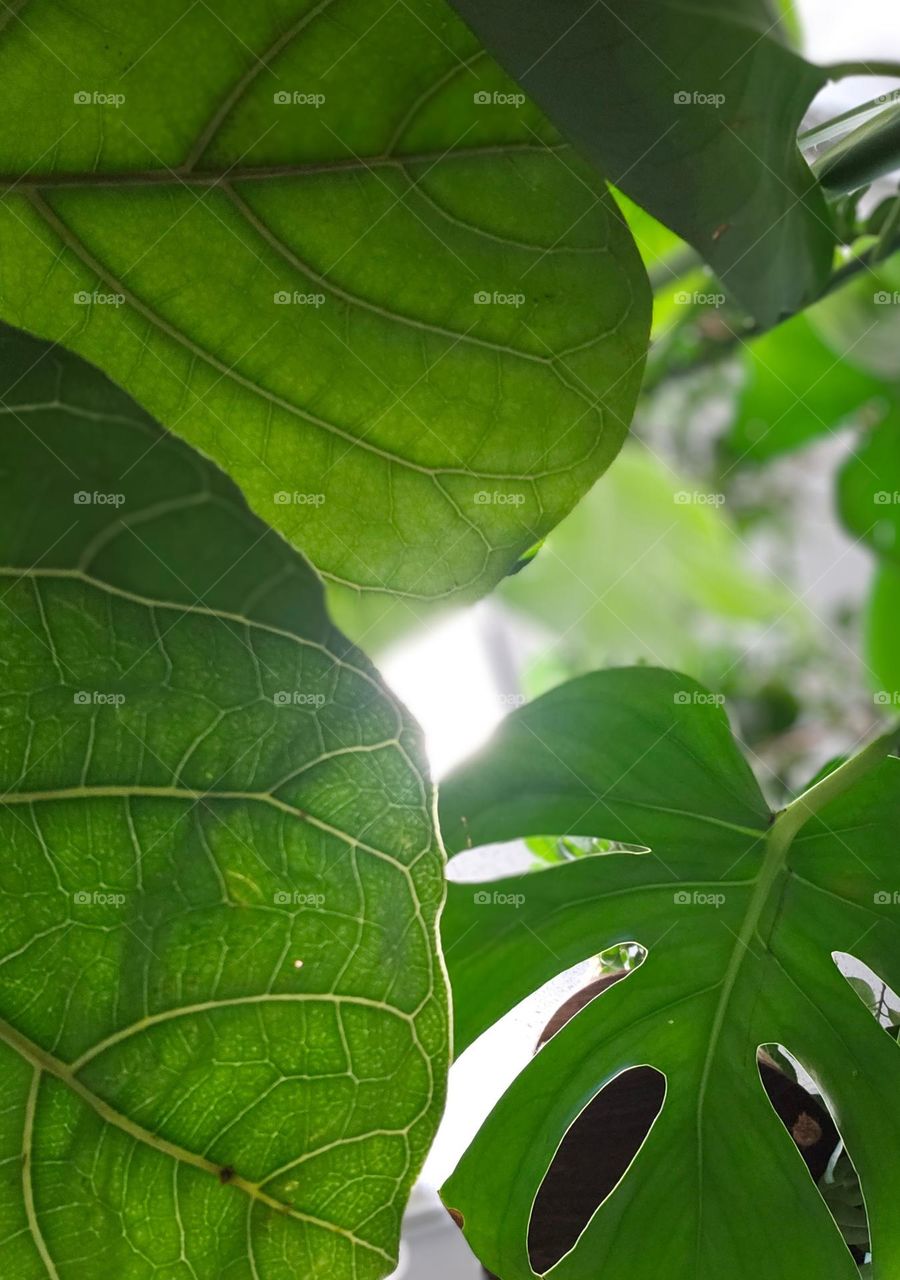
{"left": 527, "top": 962, "right": 659, "bottom": 1273}
{"left": 527, "top": 1064, "right": 666, "bottom": 1273}
{"left": 756, "top": 1045, "right": 869, "bottom": 1265}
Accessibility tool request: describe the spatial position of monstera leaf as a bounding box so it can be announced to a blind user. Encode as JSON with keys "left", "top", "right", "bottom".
{"left": 438, "top": 668, "right": 900, "bottom": 1279}
{"left": 0, "top": 0, "right": 650, "bottom": 603}
{"left": 0, "top": 324, "right": 448, "bottom": 1278}
{"left": 446, "top": 0, "right": 834, "bottom": 325}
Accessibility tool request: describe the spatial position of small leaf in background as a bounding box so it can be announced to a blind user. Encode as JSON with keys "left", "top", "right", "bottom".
{"left": 724, "top": 312, "right": 891, "bottom": 464}
{"left": 864, "top": 560, "right": 900, "bottom": 703}
{"left": 498, "top": 442, "right": 795, "bottom": 686}
{"left": 0, "top": 324, "right": 448, "bottom": 1279}
{"left": 810, "top": 257, "right": 900, "bottom": 379}
{"left": 839, "top": 410, "right": 900, "bottom": 563}
{"left": 0, "top": 0, "right": 650, "bottom": 603}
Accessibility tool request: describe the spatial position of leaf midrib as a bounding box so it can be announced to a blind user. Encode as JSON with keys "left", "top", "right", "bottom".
{"left": 0, "top": 142, "right": 569, "bottom": 190}
{"left": 693, "top": 728, "right": 899, "bottom": 1266}
{"left": 2, "top": 1015, "right": 394, "bottom": 1263}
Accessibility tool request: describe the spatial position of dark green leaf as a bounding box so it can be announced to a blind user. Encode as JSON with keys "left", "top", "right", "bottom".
{"left": 446, "top": 0, "right": 833, "bottom": 325}
{"left": 439, "top": 667, "right": 900, "bottom": 1279}
{"left": 0, "top": 324, "right": 448, "bottom": 1279}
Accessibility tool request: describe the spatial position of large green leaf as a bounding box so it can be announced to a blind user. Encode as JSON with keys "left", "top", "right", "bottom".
{"left": 446, "top": 0, "right": 833, "bottom": 326}
{"left": 438, "top": 667, "right": 900, "bottom": 1279}
{"left": 0, "top": 0, "right": 650, "bottom": 603}
{"left": 0, "top": 324, "right": 448, "bottom": 1279}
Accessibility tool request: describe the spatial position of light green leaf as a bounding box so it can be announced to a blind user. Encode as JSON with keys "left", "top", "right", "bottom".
{"left": 724, "top": 312, "right": 890, "bottom": 463}
{"left": 498, "top": 442, "right": 790, "bottom": 681}
{"left": 0, "top": 0, "right": 649, "bottom": 603}
{"left": 439, "top": 667, "right": 900, "bottom": 1279}
{"left": 839, "top": 411, "right": 900, "bottom": 563}
{"left": 866, "top": 560, "right": 900, "bottom": 701}
{"left": 445, "top": 0, "right": 833, "bottom": 326}
{"left": 0, "top": 324, "right": 448, "bottom": 1279}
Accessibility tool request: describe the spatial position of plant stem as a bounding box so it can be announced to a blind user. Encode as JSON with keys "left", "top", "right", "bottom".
{"left": 813, "top": 101, "right": 900, "bottom": 194}
{"left": 772, "top": 724, "right": 900, "bottom": 847}
{"left": 874, "top": 195, "right": 900, "bottom": 261}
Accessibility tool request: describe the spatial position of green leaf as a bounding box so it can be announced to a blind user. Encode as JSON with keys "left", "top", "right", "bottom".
{"left": 725, "top": 312, "right": 889, "bottom": 463}
{"left": 866, "top": 561, "right": 900, "bottom": 701}
{"left": 811, "top": 257, "right": 900, "bottom": 380}
{"left": 0, "top": 0, "right": 650, "bottom": 603}
{"left": 445, "top": 0, "right": 833, "bottom": 326}
{"left": 438, "top": 667, "right": 900, "bottom": 1279}
{"left": 0, "top": 324, "right": 448, "bottom": 1279}
{"left": 839, "top": 411, "right": 900, "bottom": 563}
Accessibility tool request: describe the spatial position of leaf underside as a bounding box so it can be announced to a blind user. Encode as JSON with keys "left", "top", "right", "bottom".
{"left": 0, "top": 0, "right": 650, "bottom": 603}
{"left": 0, "top": 324, "right": 448, "bottom": 1279}
{"left": 438, "top": 668, "right": 900, "bottom": 1279}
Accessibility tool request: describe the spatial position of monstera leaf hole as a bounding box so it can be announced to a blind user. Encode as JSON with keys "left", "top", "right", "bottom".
{"left": 527, "top": 967, "right": 662, "bottom": 1274}
{"left": 834, "top": 951, "right": 900, "bottom": 1030}
{"left": 756, "top": 1043, "right": 871, "bottom": 1267}
{"left": 527, "top": 1065, "right": 666, "bottom": 1273}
